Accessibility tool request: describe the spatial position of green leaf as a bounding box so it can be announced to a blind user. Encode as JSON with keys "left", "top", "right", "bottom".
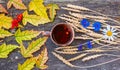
{"left": 36, "top": 47, "right": 48, "bottom": 69}
{"left": 18, "top": 57, "right": 36, "bottom": 70}
{"left": 20, "top": 37, "right": 48, "bottom": 58}
{"left": 29, "top": 0, "right": 49, "bottom": 19}
{"left": 15, "top": 29, "right": 41, "bottom": 44}
{"left": 0, "top": 14, "right": 12, "bottom": 29}
{"left": 0, "top": 29, "right": 13, "bottom": 38}
{"left": 22, "top": 11, "right": 50, "bottom": 26}
{"left": 46, "top": 3, "right": 59, "bottom": 21}
{"left": 0, "top": 43, "right": 18, "bottom": 58}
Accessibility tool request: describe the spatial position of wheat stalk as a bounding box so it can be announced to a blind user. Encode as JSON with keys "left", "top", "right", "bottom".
{"left": 55, "top": 50, "right": 79, "bottom": 55}
{"left": 52, "top": 52, "right": 75, "bottom": 67}
{"left": 55, "top": 46, "right": 74, "bottom": 51}
{"left": 62, "top": 48, "right": 78, "bottom": 52}
{"left": 74, "top": 36, "right": 94, "bottom": 40}
{"left": 82, "top": 54, "right": 103, "bottom": 62}
{"left": 85, "top": 49, "right": 106, "bottom": 53}
{"left": 70, "top": 12, "right": 108, "bottom": 20}
{"left": 68, "top": 53, "right": 88, "bottom": 62}
{"left": 67, "top": 4, "right": 90, "bottom": 11}
{"left": 61, "top": 7, "right": 81, "bottom": 12}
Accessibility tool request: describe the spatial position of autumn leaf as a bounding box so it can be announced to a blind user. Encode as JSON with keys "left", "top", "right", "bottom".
{"left": 36, "top": 47, "right": 48, "bottom": 69}
{"left": 0, "top": 4, "right": 8, "bottom": 13}
{"left": 7, "top": 0, "right": 27, "bottom": 9}
{"left": 29, "top": 0, "right": 49, "bottom": 19}
{"left": 15, "top": 29, "right": 41, "bottom": 44}
{"left": 0, "top": 29, "right": 13, "bottom": 38}
{"left": 20, "top": 37, "right": 48, "bottom": 58}
{"left": 18, "top": 57, "right": 36, "bottom": 70}
{"left": 0, "top": 14, "right": 12, "bottom": 29}
{"left": 22, "top": 11, "right": 50, "bottom": 26}
{"left": 0, "top": 43, "right": 18, "bottom": 58}
{"left": 46, "top": 3, "right": 59, "bottom": 22}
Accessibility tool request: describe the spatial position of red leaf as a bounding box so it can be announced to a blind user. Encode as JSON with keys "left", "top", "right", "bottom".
{"left": 17, "top": 14, "right": 23, "bottom": 22}
{"left": 11, "top": 19, "right": 19, "bottom": 29}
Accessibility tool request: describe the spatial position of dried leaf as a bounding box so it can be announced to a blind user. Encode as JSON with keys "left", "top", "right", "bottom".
{"left": 0, "top": 14, "right": 12, "bottom": 29}
{"left": 0, "top": 29, "right": 13, "bottom": 38}
{"left": 29, "top": 0, "right": 48, "bottom": 17}
{"left": 15, "top": 29, "right": 41, "bottom": 44}
{"left": 18, "top": 57, "right": 36, "bottom": 70}
{"left": 0, "top": 4, "right": 8, "bottom": 13}
{"left": 22, "top": 11, "right": 50, "bottom": 26}
{"left": 20, "top": 37, "right": 48, "bottom": 58}
{"left": 36, "top": 47, "right": 48, "bottom": 69}
{"left": 46, "top": 3, "right": 59, "bottom": 21}
{"left": 7, "top": 0, "right": 27, "bottom": 9}
{"left": 0, "top": 43, "right": 18, "bottom": 58}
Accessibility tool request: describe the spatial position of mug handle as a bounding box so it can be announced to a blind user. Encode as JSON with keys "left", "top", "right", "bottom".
{"left": 41, "top": 31, "right": 51, "bottom": 37}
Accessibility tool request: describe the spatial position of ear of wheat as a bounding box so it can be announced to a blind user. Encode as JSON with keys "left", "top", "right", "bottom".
{"left": 52, "top": 52, "right": 75, "bottom": 67}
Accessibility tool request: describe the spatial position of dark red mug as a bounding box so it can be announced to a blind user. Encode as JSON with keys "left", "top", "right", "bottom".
{"left": 42, "top": 23, "right": 74, "bottom": 46}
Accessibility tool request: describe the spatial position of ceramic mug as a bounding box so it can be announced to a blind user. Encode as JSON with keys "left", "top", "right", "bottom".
{"left": 42, "top": 23, "right": 74, "bottom": 46}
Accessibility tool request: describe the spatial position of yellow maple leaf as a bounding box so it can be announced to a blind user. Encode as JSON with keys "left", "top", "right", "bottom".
{"left": 0, "top": 43, "right": 18, "bottom": 58}
{"left": 18, "top": 57, "right": 36, "bottom": 70}
{"left": 7, "top": 0, "right": 27, "bottom": 9}
{"left": 46, "top": 3, "right": 59, "bottom": 22}
{"left": 15, "top": 29, "right": 41, "bottom": 44}
{"left": 36, "top": 47, "right": 48, "bottom": 69}
{"left": 0, "top": 29, "right": 13, "bottom": 38}
{"left": 29, "top": 0, "right": 49, "bottom": 19}
{"left": 20, "top": 37, "right": 48, "bottom": 58}
{"left": 22, "top": 11, "right": 50, "bottom": 26}
{"left": 0, "top": 14, "right": 12, "bottom": 29}
{"left": 0, "top": 4, "right": 8, "bottom": 13}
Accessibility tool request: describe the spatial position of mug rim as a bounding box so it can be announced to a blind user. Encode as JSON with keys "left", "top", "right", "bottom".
{"left": 50, "top": 23, "right": 75, "bottom": 46}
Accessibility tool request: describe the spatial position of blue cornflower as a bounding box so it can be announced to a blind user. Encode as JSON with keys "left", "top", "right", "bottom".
{"left": 80, "top": 19, "right": 90, "bottom": 28}
{"left": 87, "top": 41, "right": 93, "bottom": 49}
{"left": 93, "top": 22, "right": 101, "bottom": 32}
{"left": 78, "top": 44, "right": 82, "bottom": 51}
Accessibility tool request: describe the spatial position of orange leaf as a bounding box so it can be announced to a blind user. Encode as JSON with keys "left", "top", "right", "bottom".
{"left": 7, "top": 0, "right": 27, "bottom": 9}
{"left": 0, "top": 4, "right": 8, "bottom": 13}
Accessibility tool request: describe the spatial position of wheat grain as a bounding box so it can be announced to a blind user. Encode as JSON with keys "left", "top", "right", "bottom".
{"left": 52, "top": 52, "right": 75, "bottom": 67}
{"left": 68, "top": 53, "right": 88, "bottom": 62}
{"left": 82, "top": 54, "right": 103, "bottom": 62}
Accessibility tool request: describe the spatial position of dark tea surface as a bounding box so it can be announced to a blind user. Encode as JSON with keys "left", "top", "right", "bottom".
{"left": 52, "top": 24, "right": 72, "bottom": 44}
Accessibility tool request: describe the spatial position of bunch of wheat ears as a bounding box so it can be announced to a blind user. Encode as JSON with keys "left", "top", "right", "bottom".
{"left": 52, "top": 4, "right": 120, "bottom": 68}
